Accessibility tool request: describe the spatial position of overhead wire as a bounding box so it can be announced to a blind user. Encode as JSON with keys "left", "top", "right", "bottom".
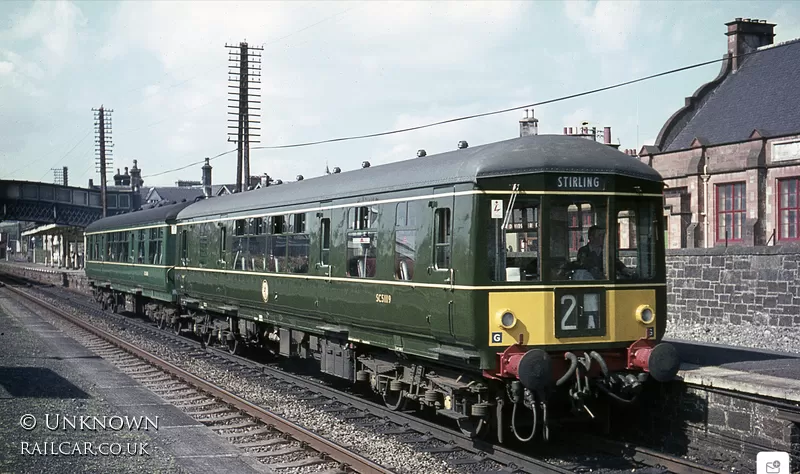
{"left": 13, "top": 5, "right": 365, "bottom": 183}
{"left": 142, "top": 42, "right": 788, "bottom": 179}
{"left": 143, "top": 149, "right": 238, "bottom": 179}
{"left": 36, "top": 130, "right": 94, "bottom": 181}
{"left": 7, "top": 127, "right": 89, "bottom": 178}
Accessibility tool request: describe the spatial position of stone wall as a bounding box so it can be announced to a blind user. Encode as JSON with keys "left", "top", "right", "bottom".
{"left": 608, "top": 380, "right": 799, "bottom": 473}
{"left": 665, "top": 245, "right": 800, "bottom": 328}
{"left": 0, "top": 262, "right": 91, "bottom": 296}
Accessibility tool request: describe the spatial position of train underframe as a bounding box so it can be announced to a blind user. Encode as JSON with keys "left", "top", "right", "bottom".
{"left": 91, "top": 285, "right": 680, "bottom": 443}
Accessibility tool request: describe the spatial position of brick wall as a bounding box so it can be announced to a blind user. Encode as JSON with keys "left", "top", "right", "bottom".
{"left": 666, "top": 245, "right": 800, "bottom": 327}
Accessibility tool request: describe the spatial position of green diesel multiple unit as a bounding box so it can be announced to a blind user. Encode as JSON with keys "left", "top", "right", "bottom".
{"left": 85, "top": 135, "right": 680, "bottom": 442}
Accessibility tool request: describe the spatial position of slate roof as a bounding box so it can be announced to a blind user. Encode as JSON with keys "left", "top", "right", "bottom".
{"left": 145, "top": 187, "right": 205, "bottom": 203}
{"left": 663, "top": 39, "right": 800, "bottom": 152}
{"left": 178, "top": 134, "right": 662, "bottom": 220}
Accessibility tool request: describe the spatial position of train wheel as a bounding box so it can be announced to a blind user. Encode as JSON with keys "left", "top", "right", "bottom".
{"left": 173, "top": 319, "right": 182, "bottom": 335}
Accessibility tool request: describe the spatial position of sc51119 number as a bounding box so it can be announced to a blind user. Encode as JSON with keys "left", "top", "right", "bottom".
{"left": 376, "top": 293, "right": 392, "bottom": 304}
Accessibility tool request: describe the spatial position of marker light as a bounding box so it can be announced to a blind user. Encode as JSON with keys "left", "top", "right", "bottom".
{"left": 496, "top": 309, "right": 517, "bottom": 329}
{"left": 636, "top": 305, "right": 655, "bottom": 324}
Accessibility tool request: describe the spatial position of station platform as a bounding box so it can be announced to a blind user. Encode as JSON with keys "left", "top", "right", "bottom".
{"left": 0, "top": 287, "right": 267, "bottom": 473}
{"left": 668, "top": 339, "right": 800, "bottom": 404}
{"left": 0, "top": 261, "right": 89, "bottom": 295}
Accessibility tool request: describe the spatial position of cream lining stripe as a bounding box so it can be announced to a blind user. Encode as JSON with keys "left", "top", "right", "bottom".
{"left": 85, "top": 260, "right": 668, "bottom": 290}
{"left": 178, "top": 189, "right": 663, "bottom": 226}
{"left": 86, "top": 224, "right": 168, "bottom": 236}
{"left": 172, "top": 265, "right": 667, "bottom": 291}
{"left": 85, "top": 260, "right": 170, "bottom": 269}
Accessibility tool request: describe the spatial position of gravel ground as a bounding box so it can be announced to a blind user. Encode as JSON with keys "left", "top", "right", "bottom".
{"left": 664, "top": 316, "right": 800, "bottom": 355}
{"left": 0, "top": 294, "right": 189, "bottom": 474}
{"left": 23, "top": 289, "right": 463, "bottom": 474}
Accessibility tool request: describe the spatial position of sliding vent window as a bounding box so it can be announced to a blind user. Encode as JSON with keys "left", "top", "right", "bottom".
{"left": 347, "top": 206, "right": 378, "bottom": 278}
{"left": 434, "top": 208, "right": 451, "bottom": 270}
{"left": 395, "top": 202, "right": 417, "bottom": 281}
{"left": 320, "top": 218, "right": 331, "bottom": 266}
{"left": 287, "top": 213, "right": 310, "bottom": 273}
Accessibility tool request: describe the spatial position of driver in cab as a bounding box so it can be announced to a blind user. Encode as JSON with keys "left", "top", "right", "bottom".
{"left": 577, "top": 225, "right": 634, "bottom": 280}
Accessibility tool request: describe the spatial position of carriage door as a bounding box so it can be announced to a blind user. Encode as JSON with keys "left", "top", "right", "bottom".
{"left": 315, "top": 205, "right": 332, "bottom": 315}
{"left": 430, "top": 186, "right": 456, "bottom": 341}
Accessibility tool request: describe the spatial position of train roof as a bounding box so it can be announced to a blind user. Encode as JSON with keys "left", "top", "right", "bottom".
{"left": 177, "top": 134, "right": 662, "bottom": 220}
{"left": 85, "top": 200, "right": 195, "bottom": 233}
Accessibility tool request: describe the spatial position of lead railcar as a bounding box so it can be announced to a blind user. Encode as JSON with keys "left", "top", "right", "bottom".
{"left": 86, "top": 134, "right": 681, "bottom": 442}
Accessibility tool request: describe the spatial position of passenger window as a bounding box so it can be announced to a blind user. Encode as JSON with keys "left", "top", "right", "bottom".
{"left": 181, "top": 229, "right": 188, "bottom": 265}
{"left": 346, "top": 231, "right": 376, "bottom": 278}
{"left": 346, "top": 206, "right": 378, "bottom": 278}
{"left": 395, "top": 202, "right": 416, "bottom": 281}
{"left": 320, "top": 218, "right": 330, "bottom": 266}
{"left": 434, "top": 208, "right": 451, "bottom": 270}
{"left": 137, "top": 230, "right": 145, "bottom": 263}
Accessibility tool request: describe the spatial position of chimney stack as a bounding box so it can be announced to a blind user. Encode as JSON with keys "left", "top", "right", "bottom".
{"left": 130, "top": 159, "right": 143, "bottom": 192}
{"left": 519, "top": 108, "right": 539, "bottom": 137}
{"left": 201, "top": 157, "right": 212, "bottom": 197}
{"left": 113, "top": 168, "right": 122, "bottom": 186}
{"left": 725, "top": 18, "right": 775, "bottom": 71}
{"left": 603, "top": 127, "right": 611, "bottom": 145}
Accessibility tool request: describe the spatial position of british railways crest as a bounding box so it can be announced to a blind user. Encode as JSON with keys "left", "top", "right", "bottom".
{"left": 261, "top": 279, "right": 269, "bottom": 303}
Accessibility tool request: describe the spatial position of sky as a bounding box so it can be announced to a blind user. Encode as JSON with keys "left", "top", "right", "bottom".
{"left": 1, "top": 0, "right": 799, "bottom": 189}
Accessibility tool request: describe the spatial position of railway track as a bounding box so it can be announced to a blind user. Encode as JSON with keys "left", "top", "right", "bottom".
{"left": 0, "top": 274, "right": 729, "bottom": 474}
{"left": 0, "top": 278, "right": 389, "bottom": 474}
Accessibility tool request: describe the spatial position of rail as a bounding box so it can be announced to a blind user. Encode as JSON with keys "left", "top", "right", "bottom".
{"left": 1, "top": 280, "right": 391, "bottom": 474}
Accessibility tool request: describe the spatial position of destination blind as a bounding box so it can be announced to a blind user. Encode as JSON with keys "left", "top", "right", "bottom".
{"left": 549, "top": 175, "right": 607, "bottom": 191}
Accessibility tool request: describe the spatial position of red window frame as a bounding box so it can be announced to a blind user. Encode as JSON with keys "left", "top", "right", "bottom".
{"left": 716, "top": 182, "right": 746, "bottom": 243}
{"left": 778, "top": 177, "right": 800, "bottom": 241}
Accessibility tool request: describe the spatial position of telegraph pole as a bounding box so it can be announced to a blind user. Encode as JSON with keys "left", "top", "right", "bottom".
{"left": 92, "top": 106, "right": 113, "bottom": 217}
{"left": 51, "top": 167, "right": 68, "bottom": 186}
{"left": 226, "top": 41, "right": 262, "bottom": 192}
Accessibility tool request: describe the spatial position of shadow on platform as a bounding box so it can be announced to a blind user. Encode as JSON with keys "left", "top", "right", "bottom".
{"left": 0, "top": 367, "right": 90, "bottom": 399}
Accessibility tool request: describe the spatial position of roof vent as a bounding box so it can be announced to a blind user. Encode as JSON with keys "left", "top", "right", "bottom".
{"left": 296, "top": 175, "right": 304, "bottom": 181}
{"left": 362, "top": 161, "right": 370, "bottom": 168}
{"left": 333, "top": 167, "right": 341, "bottom": 174}
{"left": 417, "top": 149, "right": 427, "bottom": 157}
{"left": 275, "top": 179, "right": 283, "bottom": 185}
{"left": 458, "top": 140, "right": 468, "bottom": 149}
